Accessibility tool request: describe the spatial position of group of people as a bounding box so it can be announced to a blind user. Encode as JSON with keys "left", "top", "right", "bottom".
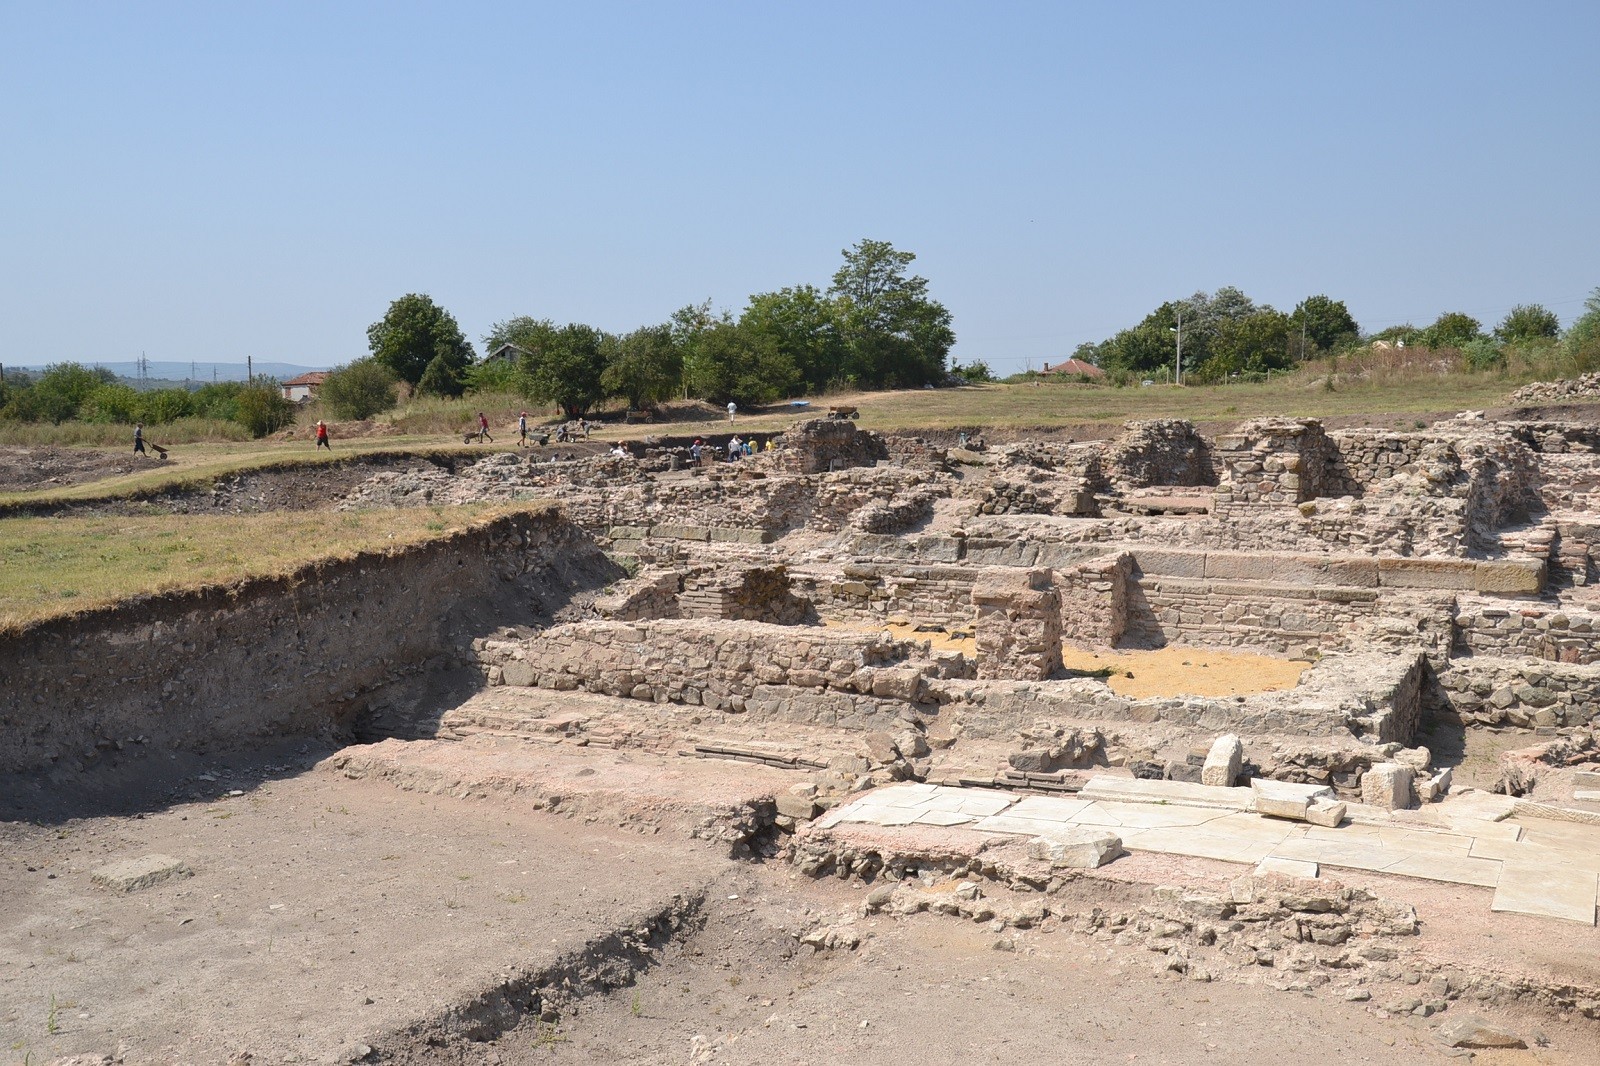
{"left": 687, "top": 435, "right": 774, "bottom": 463}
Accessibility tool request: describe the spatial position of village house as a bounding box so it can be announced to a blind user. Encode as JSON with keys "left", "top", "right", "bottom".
{"left": 280, "top": 371, "right": 329, "bottom": 402}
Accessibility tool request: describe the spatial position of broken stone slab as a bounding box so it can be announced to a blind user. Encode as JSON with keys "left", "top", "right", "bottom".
{"left": 1255, "top": 795, "right": 1311, "bottom": 821}
{"left": 1304, "top": 800, "right": 1346, "bottom": 828}
{"left": 1200, "top": 734, "right": 1243, "bottom": 788}
{"left": 1436, "top": 1016, "right": 1526, "bottom": 1050}
{"left": 91, "top": 854, "right": 192, "bottom": 894}
{"left": 1027, "top": 829, "right": 1122, "bottom": 869}
{"left": 1361, "top": 763, "right": 1415, "bottom": 810}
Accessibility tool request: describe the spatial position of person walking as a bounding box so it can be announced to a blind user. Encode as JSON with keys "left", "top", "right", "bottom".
{"left": 133, "top": 422, "right": 146, "bottom": 456}
{"left": 518, "top": 411, "right": 529, "bottom": 447}
{"left": 727, "top": 400, "right": 737, "bottom": 423}
{"left": 477, "top": 412, "right": 493, "bottom": 444}
{"left": 315, "top": 420, "right": 330, "bottom": 450}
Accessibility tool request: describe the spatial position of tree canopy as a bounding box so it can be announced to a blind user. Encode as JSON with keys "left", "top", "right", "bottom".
{"left": 828, "top": 239, "right": 955, "bottom": 388}
{"left": 367, "top": 294, "right": 474, "bottom": 386}
{"left": 1495, "top": 304, "right": 1561, "bottom": 343}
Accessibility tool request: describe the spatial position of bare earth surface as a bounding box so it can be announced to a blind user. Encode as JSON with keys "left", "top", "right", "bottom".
{"left": 5, "top": 751, "right": 1597, "bottom": 1065}
{"left": 0, "top": 756, "right": 724, "bottom": 1065}
{"left": 0, "top": 447, "right": 145, "bottom": 493}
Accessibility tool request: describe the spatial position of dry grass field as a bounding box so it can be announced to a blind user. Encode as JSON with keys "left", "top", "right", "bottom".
{"left": 0, "top": 503, "right": 509, "bottom": 631}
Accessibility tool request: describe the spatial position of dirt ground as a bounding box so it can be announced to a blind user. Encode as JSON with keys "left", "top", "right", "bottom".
{"left": 5, "top": 744, "right": 1597, "bottom": 1065}
{"left": 0, "top": 748, "right": 727, "bottom": 1066}
{"left": 468, "top": 874, "right": 1583, "bottom": 1066}
{"left": 0, "top": 447, "right": 147, "bottom": 494}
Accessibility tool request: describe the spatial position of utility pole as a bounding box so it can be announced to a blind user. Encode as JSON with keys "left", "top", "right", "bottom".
{"left": 1172, "top": 306, "right": 1184, "bottom": 386}
{"left": 247, "top": 355, "right": 253, "bottom": 383}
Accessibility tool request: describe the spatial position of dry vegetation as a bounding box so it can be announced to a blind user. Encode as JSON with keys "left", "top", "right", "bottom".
{"left": 0, "top": 503, "right": 514, "bottom": 631}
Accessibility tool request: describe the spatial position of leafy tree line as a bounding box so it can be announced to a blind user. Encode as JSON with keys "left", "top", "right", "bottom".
{"left": 346, "top": 239, "right": 957, "bottom": 419}
{"left": 0, "top": 363, "right": 295, "bottom": 436}
{"left": 1073, "top": 288, "right": 1361, "bottom": 384}
{"left": 1071, "top": 287, "right": 1596, "bottom": 384}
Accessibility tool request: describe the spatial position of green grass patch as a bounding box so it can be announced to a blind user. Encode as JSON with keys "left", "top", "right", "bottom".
{"left": 0, "top": 503, "right": 523, "bottom": 631}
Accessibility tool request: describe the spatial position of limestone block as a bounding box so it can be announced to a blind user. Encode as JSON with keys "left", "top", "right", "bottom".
{"left": 1305, "top": 800, "right": 1346, "bottom": 827}
{"left": 500, "top": 661, "right": 536, "bottom": 687}
{"left": 1360, "top": 762, "right": 1414, "bottom": 810}
{"left": 1131, "top": 549, "right": 1208, "bottom": 579}
{"left": 1027, "top": 829, "right": 1122, "bottom": 869}
{"left": 92, "top": 854, "right": 193, "bottom": 893}
{"left": 1200, "top": 734, "right": 1243, "bottom": 788}
{"left": 1255, "top": 795, "right": 1310, "bottom": 821}
{"left": 1377, "top": 559, "right": 1478, "bottom": 590}
{"left": 1474, "top": 560, "right": 1546, "bottom": 595}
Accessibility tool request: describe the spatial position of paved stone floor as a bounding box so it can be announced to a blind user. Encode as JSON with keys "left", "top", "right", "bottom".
{"left": 819, "top": 778, "right": 1600, "bottom": 925}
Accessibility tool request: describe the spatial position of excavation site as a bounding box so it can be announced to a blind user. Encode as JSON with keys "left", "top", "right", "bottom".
{"left": 7, "top": 406, "right": 1600, "bottom": 1064}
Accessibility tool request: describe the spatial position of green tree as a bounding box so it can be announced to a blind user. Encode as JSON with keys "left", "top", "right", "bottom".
{"left": 1564, "top": 288, "right": 1600, "bottom": 355}
{"left": 81, "top": 383, "right": 141, "bottom": 423}
{"left": 950, "top": 359, "right": 994, "bottom": 383}
{"left": 1495, "top": 303, "right": 1561, "bottom": 343}
{"left": 1418, "top": 312, "right": 1482, "bottom": 349}
{"left": 828, "top": 239, "right": 955, "bottom": 388}
{"left": 1200, "top": 309, "right": 1294, "bottom": 379}
{"left": 684, "top": 319, "right": 798, "bottom": 406}
{"left": 31, "top": 363, "right": 117, "bottom": 423}
{"left": 320, "top": 357, "right": 399, "bottom": 419}
{"left": 522, "top": 323, "right": 610, "bottom": 418}
{"left": 138, "top": 388, "right": 195, "bottom": 424}
{"left": 415, "top": 354, "right": 465, "bottom": 398}
{"left": 1369, "top": 324, "right": 1419, "bottom": 345}
{"left": 233, "top": 383, "right": 295, "bottom": 437}
{"left": 1290, "top": 295, "right": 1360, "bottom": 355}
{"left": 482, "top": 315, "right": 559, "bottom": 359}
{"left": 741, "top": 285, "right": 844, "bottom": 391}
{"left": 602, "top": 324, "right": 681, "bottom": 411}
{"left": 367, "top": 294, "right": 474, "bottom": 385}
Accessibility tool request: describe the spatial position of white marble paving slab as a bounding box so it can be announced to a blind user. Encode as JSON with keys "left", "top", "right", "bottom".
{"left": 1492, "top": 864, "right": 1598, "bottom": 925}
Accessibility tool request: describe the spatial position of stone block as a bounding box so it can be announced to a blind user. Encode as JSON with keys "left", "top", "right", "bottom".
{"left": 500, "top": 661, "right": 536, "bottom": 687}
{"left": 1201, "top": 734, "right": 1243, "bottom": 788}
{"left": 1324, "top": 558, "right": 1380, "bottom": 587}
{"left": 1255, "top": 795, "right": 1310, "bottom": 821}
{"left": 91, "top": 854, "right": 192, "bottom": 894}
{"left": 1361, "top": 762, "right": 1414, "bottom": 810}
{"left": 1305, "top": 800, "right": 1346, "bottom": 828}
{"left": 1131, "top": 549, "right": 1207, "bottom": 579}
{"left": 1027, "top": 829, "right": 1122, "bottom": 869}
{"left": 1203, "top": 552, "right": 1325, "bottom": 585}
{"left": 1474, "top": 560, "right": 1546, "bottom": 595}
{"left": 775, "top": 793, "right": 820, "bottom": 820}
{"left": 1377, "top": 559, "right": 1478, "bottom": 590}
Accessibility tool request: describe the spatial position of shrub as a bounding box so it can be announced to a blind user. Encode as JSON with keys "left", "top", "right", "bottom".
{"left": 1462, "top": 337, "right": 1504, "bottom": 372}
{"left": 139, "top": 388, "right": 195, "bottom": 424}
{"left": 320, "top": 358, "right": 399, "bottom": 420}
{"left": 232, "top": 384, "right": 295, "bottom": 437}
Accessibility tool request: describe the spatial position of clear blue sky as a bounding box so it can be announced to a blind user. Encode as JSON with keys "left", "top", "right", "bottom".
{"left": 3, "top": 1, "right": 1596, "bottom": 375}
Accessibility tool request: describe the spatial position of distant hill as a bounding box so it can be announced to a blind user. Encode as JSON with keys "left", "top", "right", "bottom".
{"left": 3, "top": 360, "right": 334, "bottom": 382}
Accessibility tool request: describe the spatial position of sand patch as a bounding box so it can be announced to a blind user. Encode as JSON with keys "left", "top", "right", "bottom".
{"left": 823, "top": 619, "right": 1309, "bottom": 698}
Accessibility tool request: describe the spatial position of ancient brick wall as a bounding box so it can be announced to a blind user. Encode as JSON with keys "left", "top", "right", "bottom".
{"left": 1101, "top": 419, "right": 1218, "bottom": 489}
{"left": 1434, "top": 658, "right": 1600, "bottom": 729}
{"left": 481, "top": 619, "right": 966, "bottom": 711}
